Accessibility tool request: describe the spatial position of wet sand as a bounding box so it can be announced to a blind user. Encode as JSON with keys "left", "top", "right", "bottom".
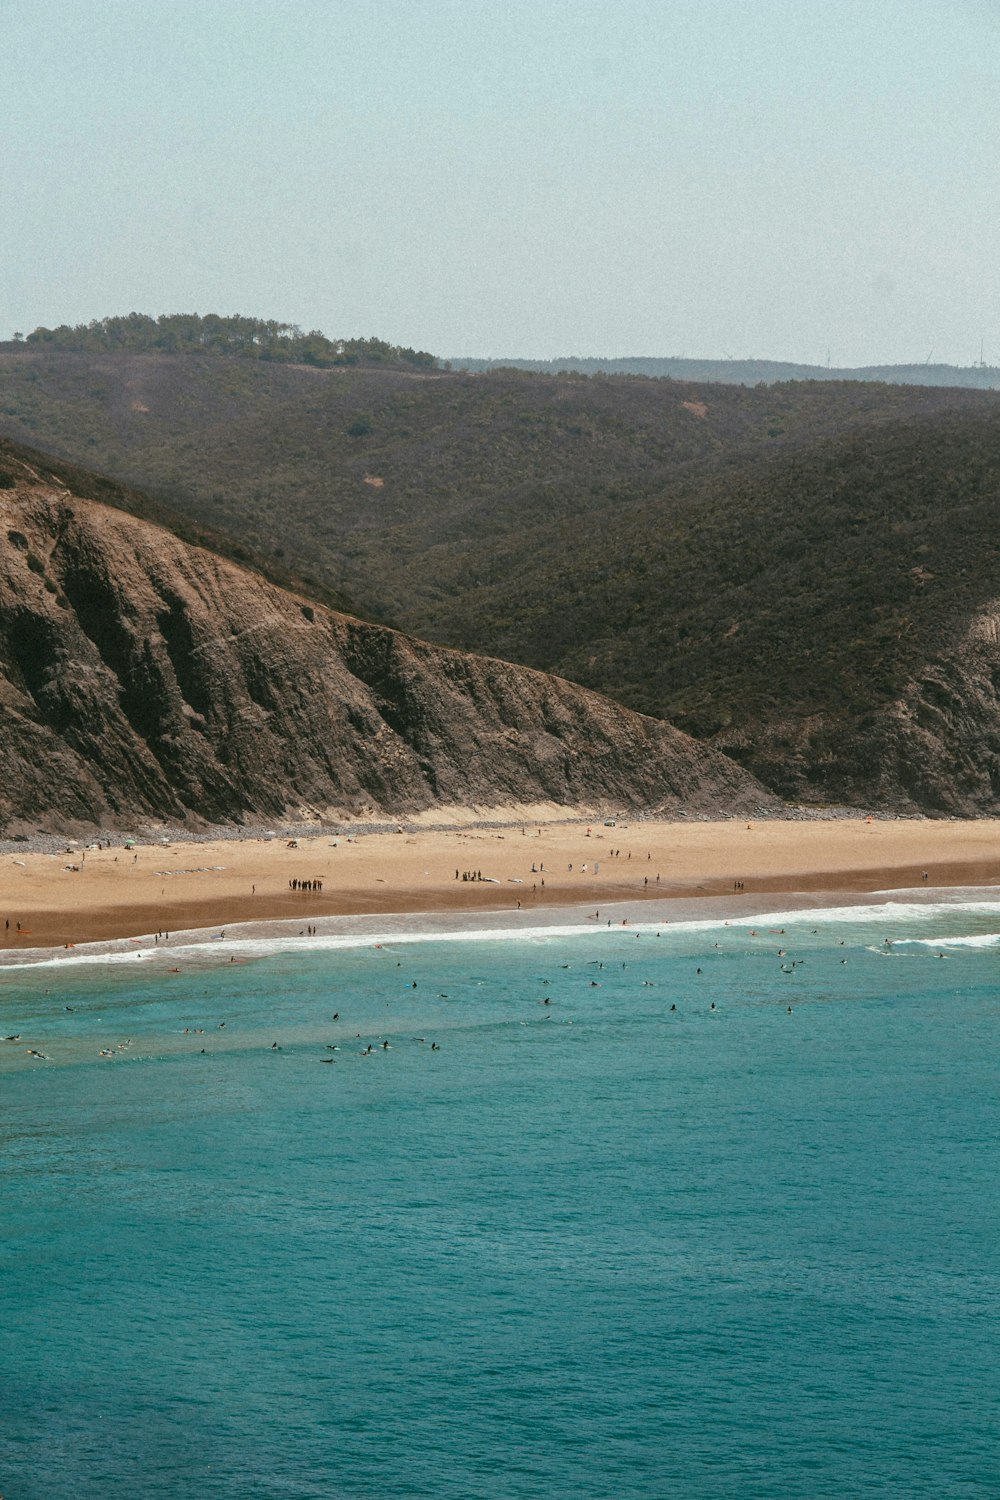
{"left": 0, "top": 817, "right": 997, "bottom": 950}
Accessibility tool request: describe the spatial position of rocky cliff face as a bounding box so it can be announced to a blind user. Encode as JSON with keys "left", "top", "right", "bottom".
{"left": 868, "top": 604, "right": 1000, "bottom": 814}
{"left": 712, "top": 604, "right": 1000, "bottom": 817}
{"left": 0, "top": 452, "right": 776, "bottom": 832}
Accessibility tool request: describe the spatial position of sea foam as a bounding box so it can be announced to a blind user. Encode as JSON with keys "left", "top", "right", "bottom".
{"left": 5, "top": 893, "right": 1000, "bottom": 971}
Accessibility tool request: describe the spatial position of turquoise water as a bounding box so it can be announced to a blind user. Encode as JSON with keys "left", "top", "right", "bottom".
{"left": 2, "top": 898, "right": 999, "bottom": 1498}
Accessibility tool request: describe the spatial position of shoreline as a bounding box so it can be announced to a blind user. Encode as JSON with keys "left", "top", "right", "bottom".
{"left": 0, "top": 815, "right": 997, "bottom": 961}
{"left": 2, "top": 884, "right": 998, "bottom": 971}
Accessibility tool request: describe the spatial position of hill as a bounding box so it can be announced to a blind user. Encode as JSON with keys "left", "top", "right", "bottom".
{"left": 0, "top": 441, "right": 775, "bottom": 833}
{"left": 451, "top": 355, "right": 1000, "bottom": 390}
{"left": 393, "top": 405, "right": 1000, "bottom": 813}
{"left": 6, "top": 312, "right": 437, "bottom": 370}
{"left": 3, "top": 347, "right": 1000, "bottom": 812}
{"left": 0, "top": 345, "right": 992, "bottom": 630}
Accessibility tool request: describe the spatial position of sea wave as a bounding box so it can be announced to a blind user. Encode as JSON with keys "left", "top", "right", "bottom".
{"left": 4, "top": 893, "right": 1000, "bottom": 971}
{"left": 893, "top": 933, "right": 1000, "bottom": 950}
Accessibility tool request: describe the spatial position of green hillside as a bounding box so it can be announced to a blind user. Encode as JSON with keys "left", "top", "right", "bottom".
{"left": 401, "top": 406, "right": 1000, "bottom": 728}
{"left": 0, "top": 345, "right": 992, "bottom": 627}
{"left": 9, "top": 312, "right": 436, "bottom": 370}
{"left": 3, "top": 337, "right": 1000, "bottom": 804}
{"left": 452, "top": 354, "right": 1000, "bottom": 390}
{"left": 0, "top": 436, "right": 362, "bottom": 618}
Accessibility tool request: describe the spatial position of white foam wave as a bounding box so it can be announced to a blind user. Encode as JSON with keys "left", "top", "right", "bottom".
{"left": 3, "top": 922, "right": 620, "bottom": 970}
{"left": 727, "top": 899, "right": 1000, "bottom": 928}
{"left": 894, "top": 933, "right": 1000, "bottom": 950}
{"left": 5, "top": 894, "right": 1000, "bottom": 972}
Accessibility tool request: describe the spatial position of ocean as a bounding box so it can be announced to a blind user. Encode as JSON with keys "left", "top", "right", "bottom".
{"left": 2, "top": 892, "right": 998, "bottom": 1498}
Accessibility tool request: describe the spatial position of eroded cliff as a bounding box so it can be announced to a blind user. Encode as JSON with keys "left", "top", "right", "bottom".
{"left": 712, "top": 603, "right": 1000, "bottom": 817}
{"left": 0, "top": 451, "right": 776, "bottom": 832}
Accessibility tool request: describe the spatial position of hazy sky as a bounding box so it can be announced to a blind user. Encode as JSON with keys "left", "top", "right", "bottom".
{"left": 4, "top": 0, "right": 999, "bottom": 363}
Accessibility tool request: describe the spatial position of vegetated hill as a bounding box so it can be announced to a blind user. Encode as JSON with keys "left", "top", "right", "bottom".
{"left": 5, "top": 312, "right": 437, "bottom": 370}
{"left": 0, "top": 442, "right": 776, "bottom": 834}
{"left": 0, "top": 437, "right": 365, "bottom": 620}
{"left": 452, "top": 355, "right": 1000, "bottom": 390}
{"left": 393, "top": 405, "right": 1000, "bottom": 814}
{"left": 3, "top": 348, "right": 1000, "bottom": 812}
{"left": 0, "top": 344, "right": 993, "bottom": 633}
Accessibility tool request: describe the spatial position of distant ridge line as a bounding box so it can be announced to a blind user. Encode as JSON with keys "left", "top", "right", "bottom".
{"left": 448, "top": 355, "right": 1000, "bottom": 390}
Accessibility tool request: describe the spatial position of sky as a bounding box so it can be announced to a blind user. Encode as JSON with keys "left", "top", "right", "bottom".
{"left": 3, "top": 0, "right": 999, "bottom": 364}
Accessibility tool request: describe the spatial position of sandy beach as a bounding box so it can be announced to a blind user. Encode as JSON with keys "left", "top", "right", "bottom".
{"left": 0, "top": 815, "right": 997, "bottom": 950}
